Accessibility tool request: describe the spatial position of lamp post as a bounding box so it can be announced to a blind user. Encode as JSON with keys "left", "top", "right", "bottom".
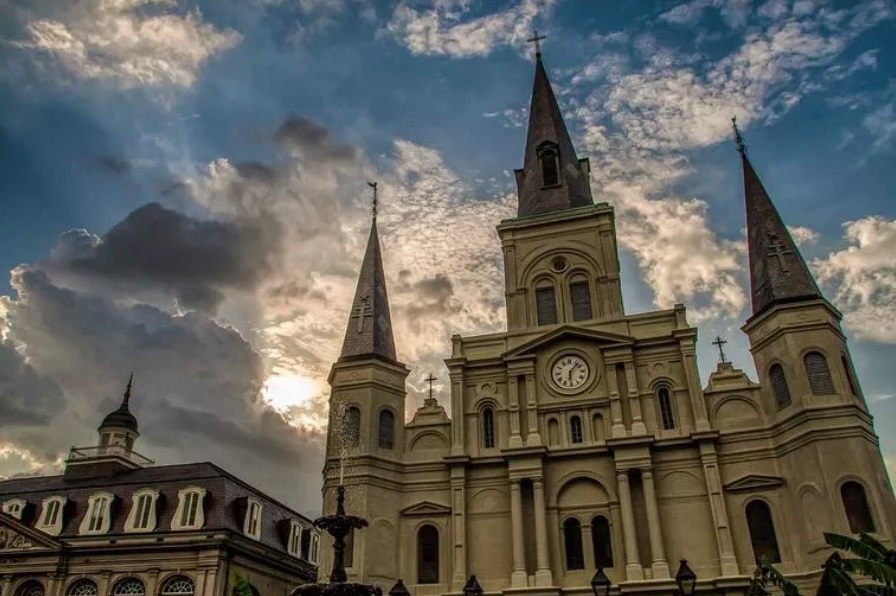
{"left": 462, "top": 575, "right": 483, "bottom": 596}
{"left": 590, "top": 568, "right": 611, "bottom": 596}
{"left": 387, "top": 580, "right": 410, "bottom": 596}
{"left": 675, "top": 559, "right": 697, "bottom": 596}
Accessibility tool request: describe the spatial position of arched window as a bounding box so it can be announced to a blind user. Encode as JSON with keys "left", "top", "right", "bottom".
{"left": 66, "top": 580, "right": 97, "bottom": 596}
{"left": 344, "top": 407, "right": 361, "bottom": 447}
{"left": 378, "top": 410, "right": 395, "bottom": 449}
{"left": 482, "top": 407, "right": 496, "bottom": 449}
{"left": 746, "top": 500, "right": 781, "bottom": 564}
{"left": 15, "top": 581, "right": 45, "bottom": 596}
{"left": 547, "top": 418, "right": 560, "bottom": 446}
{"left": 804, "top": 351, "right": 835, "bottom": 395}
{"left": 592, "top": 414, "right": 604, "bottom": 443}
{"left": 591, "top": 516, "right": 613, "bottom": 568}
{"left": 569, "top": 278, "right": 592, "bottom": 321}
{"left": 160, "top": 576, "right": 194, "bottom": 596}
{"left": 417, "top": 524, "right": 440, "bottom": 584}
{"left": 769, "top": 364, "right": 792, "bottom": 409}
{"left": 841, "top": 481, "right": 875, "bottom": 534}
{"left": 563, "top": 518, "right": 585, "bottom": 570}
{"left": 536, "top": 283, "right": 558, "bottom": 326}
{"left": 112, "top": 578, "right": 144, "bottom": 596}
{"left": 541, "top": 149, "right": 560, "bottom": 187}
{"left": 657, "top": 387, "right": 675, "bottom": 430}
{"left": 570, "top": 416, "right": 583, "bottom": 444}
{"left": 842, "top": 355, "right": 859, "bottom": 396}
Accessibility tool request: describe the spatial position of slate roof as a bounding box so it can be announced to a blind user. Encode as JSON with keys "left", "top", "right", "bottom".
{"left": 0, "top": 461, "right": 314, "bottom": 559}
{"left": 514, "top": 52, "right": 593, "bottom": 218}
{"left": 339, "top": 219, "right": 397, "bottom": 362}
{"left": 741, "top": 149, "right": 822, "bottom": 318}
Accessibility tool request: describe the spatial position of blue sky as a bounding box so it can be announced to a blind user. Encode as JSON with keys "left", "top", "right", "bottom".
{"left": 0, "top": 0, "right": 894, "bottom": 513}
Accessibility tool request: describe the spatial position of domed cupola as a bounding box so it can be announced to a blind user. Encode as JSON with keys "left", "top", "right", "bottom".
{"left": 98, "top": 373, "right": 139, "bottom": 448}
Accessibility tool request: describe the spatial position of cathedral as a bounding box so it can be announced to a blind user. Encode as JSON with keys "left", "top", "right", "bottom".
{"left": 320, "top": 48, "right": 896, "bottom": 595}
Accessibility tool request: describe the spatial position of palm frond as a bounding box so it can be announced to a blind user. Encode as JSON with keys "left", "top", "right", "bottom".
{"left": 860, "top": 585, "right": 896, "bottom": 595}
{"left": 859, "top": 533, "right": 889, "bottom": 556}
{"left": 826, "top": 533, "right": 886, "bottom": 562}
{"left": 841, "top": 558, "right": 896, "bottom": 586}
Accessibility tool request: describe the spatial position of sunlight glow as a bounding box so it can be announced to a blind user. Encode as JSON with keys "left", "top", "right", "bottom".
{"left": 262, "top": 371, "right": 321, "bottom": 412}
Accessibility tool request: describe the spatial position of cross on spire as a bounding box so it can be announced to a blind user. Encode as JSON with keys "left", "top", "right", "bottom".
{"left": 711, "top": 336, "right": 729, "bottom": 364}
{"left": 732, "top": 116, "right": 747, "bottom": 156}
{"left": 367, "top": 181, "right": 378, "bottom": 220}
{"left": 527, "top": 29, "right": 546, "bottom": 58}
{"left": 767, "top": 235, "right": 793, "bottom": 272}
{"left": 424, "top": 373, "right": 438, "bottom": 405}
{"left": 351, "top": 296, "right": 373, "bottom": 333}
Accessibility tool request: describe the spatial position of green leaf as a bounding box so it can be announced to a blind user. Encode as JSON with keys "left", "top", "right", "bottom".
{"left": 841, "top": 558, "right": 896, "bottom": 586}
{"left": 860, "top": 585, "right": 896, "bottom": 595}
{"left": 825, "top": 533, "right": 886, "bottom": 562}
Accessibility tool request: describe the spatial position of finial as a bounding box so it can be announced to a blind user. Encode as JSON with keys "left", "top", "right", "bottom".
{"left": 367, "top": 181, "right": 378, "bottom": 220}
{"left": 527, "top": 29, "right": 546, "bottom": 59}
{"left": 424, "top": 373, "right": 438, "bottom": 406}
{"left": 123, "top": 372, "right": 134, "bottom": 407}
{"left": 732, "top": 116, "right": 747, "bottom": 156}
{"left": 711, "top": 336, "right": 729, "bottom": 364}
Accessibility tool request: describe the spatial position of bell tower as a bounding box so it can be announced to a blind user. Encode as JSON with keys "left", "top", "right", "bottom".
{"left": 498, "top": 44, "right": 624, "bottom": 332}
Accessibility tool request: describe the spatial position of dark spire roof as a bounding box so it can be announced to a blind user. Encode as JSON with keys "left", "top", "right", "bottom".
{"left": 99, "top": 373, "right": 139, "bottom": 433}
{"left": 735, "top": 119, "right": 822, "bottom": 317}
{"left": 339, "top": 219, "right": 397, "bottom": 362}
{"left": 514, "top": 52, "right": 593, "bottom": 217}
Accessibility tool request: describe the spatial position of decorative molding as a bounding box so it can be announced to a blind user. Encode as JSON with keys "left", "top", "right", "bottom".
{"left": 0, "top": 528, "right": 34, "bottom": 550}
{"left": 503, "top": 325, "right": 633, "bottom": 359}
{"left": 400, "top": 501, "right": 452, "bottom": 516}
{"left": 724, "top": 474, "right": 785, "bottom": 492}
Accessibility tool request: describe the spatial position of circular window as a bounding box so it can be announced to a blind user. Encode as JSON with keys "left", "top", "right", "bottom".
{"left": 550, "top": 256, "right": 568, "bottom": 272}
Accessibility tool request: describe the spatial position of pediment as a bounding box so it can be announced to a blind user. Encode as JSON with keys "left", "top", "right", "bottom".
{"left": 400, "top": 501, "right": 451, "bottom": 516}
{"left": 0, "top": 513, "right": 62, "bottom": 552}
{"left": 504, "top": 326, "right": 634, "bottom": 360}
{"left": 724, "top": 474, "right": 785, "bottom": 493}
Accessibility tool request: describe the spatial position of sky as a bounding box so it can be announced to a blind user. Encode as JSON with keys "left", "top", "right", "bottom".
{"left": 0, "top": 0, "right": 894, "bottom": 516}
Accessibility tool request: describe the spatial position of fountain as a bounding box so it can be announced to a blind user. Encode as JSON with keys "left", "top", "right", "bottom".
{"left": 291, "top": 484, "right": 381, "bottom": 596}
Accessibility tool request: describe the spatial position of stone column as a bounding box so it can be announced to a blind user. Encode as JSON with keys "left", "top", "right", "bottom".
{"left": 97, "top": 573, "right": 111, "bottom": 596}
{"left": 532, "top": 480, "right": 553, "bottom": 586}
{"left": 625, "top": 362, "right": 647, "bottom": 435}
{"left": 641, "top": 470, "right": 670, "bottom": 578}
{"left": 510, "top": 480, "right": 528, "bottom": 587}
{"left": 606, "top": 364, "right": 626, "bottom": 437}
{"left": 145, "top": 569, "right": 160, "bottom": 596}
{"left": 451, "top": 468, "right": 468, "bottom": 591}
{"left": 616, "top": 471, "right": 643, "bottom": 581}
{"left": 448, "top": 361, "right": 466, "bottom": 455}
{"left": 1, "top": 575, "right": 12, "bottom": 596}
{"left": 46, "top": 576, "right": 61, "bottom": 596}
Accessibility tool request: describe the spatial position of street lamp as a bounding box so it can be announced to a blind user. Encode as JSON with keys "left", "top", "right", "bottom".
{"left": 388, "top": 580, "right": 410, "bottom": 596}
{"left": 590, "top": 568, "right": 612, "bottom": 596}
{"left": 675, "top": 559, "right": 697, "bottom": 596}
{"left": 462, "top": 575, "right": 483, "bottom": 596}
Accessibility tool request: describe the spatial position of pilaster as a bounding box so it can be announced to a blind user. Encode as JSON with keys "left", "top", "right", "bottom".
{"left": 510, "top": 480, "right": 528, "bottom": 587}
{"left": 699, "top": 441, "right": 740, "bottom": 576}
{"left": 533, "top": 479, "right": 553, "bottom": 586}
{"left": 616, "top": 471, "right": 643, "bottom": 581}
{"left": 676, "top": 332, "right": 710, "bottom": 431}
{"left": 606, "top": 363, "right": 626, "bottom": 437}
{"left": 448, "top": 356, "right": 466, "bottom": 455}
{"left": 450, "top": 465, "right": 468, "bottom": 591}
{"left": 624, "top": 360, "right": 647, "bottom": 435}
{"left": 642, "top": 470, "right": 670, "bottom": 578}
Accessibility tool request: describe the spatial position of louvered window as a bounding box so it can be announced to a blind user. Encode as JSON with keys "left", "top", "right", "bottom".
{"left": 804, "top": 351, "right": 835, "bottom": 395}
{"left": 536, "top": 286, "right": 557, "bottom": 326}
{"left": 378, "top": 409, "right": 394, "bottom": 449}
{"left": 569, "top": 280, "right": 592, "bottom": 321}
{"left": 542, "top": 150, "right": 559, "bottom": 186}
{"left": 841, "top": 481, "right": 875, "bottom": 534}
{"left": 570, "top": 415, "right": 583, "bottom": 444}
{"left": 746, "top": 500, "right": 781, "bottom": 564}
{"left": 657, "top": 387, "right": 675, "bottom": 430}
{"left": 769, "top": 364, "right": 792, "bottom": 409}
{"left": 563, "top": 518, "right": 584, "bottom": 570}
{"left": 591, "top": 516, "right": 613, "bottom": 568}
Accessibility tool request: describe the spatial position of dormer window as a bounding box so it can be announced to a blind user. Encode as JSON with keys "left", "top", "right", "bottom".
{"left": 36, "top": 496, "right": 65, "bottom": 535}
{"left": 537, "top": 142, "right": 560, "bottom": 187}
{"left": 309, "top": 530, "right": 320, "bottom": 564}
{"left": 172, "top": 486, "right": 206, "bottom": 530}
{"left": 80, "top": 491, "right": 114, "bottom": 535}
{"left": 243, "top": 498, "right": 262, "bottom": 540}
{"left": 125, "top": 488, "right": 159, "bottom": 532}
{"left": 287, "top": 520, "right": 304, "bottom": 558}
{"left": 2, "top": 498, "right": 26, "bottom": 520}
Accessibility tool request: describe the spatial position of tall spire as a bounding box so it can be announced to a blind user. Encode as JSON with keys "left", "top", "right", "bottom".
{"left": 339, "top": 185, "right": 397, "bottom": 362}
{"left": 513, "top": 37, "right": 593, "bottom": 218}
{"left": 734, "top": 117, "right": 822, "bottom": 318}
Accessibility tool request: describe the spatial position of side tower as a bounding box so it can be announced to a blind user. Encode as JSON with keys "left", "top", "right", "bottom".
{"left": 321, "top": 209, "right": 410, "bottom": 586}
{"left": 735, "top": 124, "right": 896, "bottom": 570}
{"left": 500, "top": 47, "right": 624, "bottom": 332}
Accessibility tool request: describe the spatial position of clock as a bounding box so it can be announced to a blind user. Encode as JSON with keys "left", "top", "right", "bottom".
{"left": 551, "top": 354, "right": 590, "bottom": 391}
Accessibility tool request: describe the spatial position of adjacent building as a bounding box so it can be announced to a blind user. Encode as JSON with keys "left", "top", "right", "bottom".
{"left": 0, "top": 377, "right": 320, "bottom": 596}
{"left": 319, "top": 47, "right": 896, "bottom": 595}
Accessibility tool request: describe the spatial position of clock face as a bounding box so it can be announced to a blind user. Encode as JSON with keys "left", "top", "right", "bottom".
{"left": 551, "top": 354, "right": 590, "bottom": 390}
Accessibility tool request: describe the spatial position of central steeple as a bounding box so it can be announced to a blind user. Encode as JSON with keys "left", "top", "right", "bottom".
{"left": 514, "top": 40, "right": 593, "bottom": 218}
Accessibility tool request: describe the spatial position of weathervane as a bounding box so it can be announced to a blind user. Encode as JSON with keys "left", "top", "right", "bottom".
{"left": 712, "top": 336, "right": 729, "bottom": 364}
{"left": 731, "top": 116, "right": 747, "bottom": 156}
{"left": 527, "top": 29, "right": 546, "bottom": 58}
{"left": 367, "top": 181, "right": 378, "bottom": 220}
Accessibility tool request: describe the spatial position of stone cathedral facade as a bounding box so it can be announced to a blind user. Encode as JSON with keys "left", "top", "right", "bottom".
{"left": 320, "top": 50, "right": 896, "bottom": 595}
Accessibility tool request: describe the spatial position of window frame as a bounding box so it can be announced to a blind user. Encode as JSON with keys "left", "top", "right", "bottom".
{"left": 2, "top": 498, "right": 26, "bottom": 520}
{"left": 563, "top": 517, "right": 585, "bottom": 570}
{"left": 569, "top": 415, "right": 584, "bottom": 444}
{"left": 538, "top": 143, "right": 561, "bottom": 188}
{"left": 159, "top": 576, "right": 194, "bottom": 596}
{"left": 416, "top": 524, "right": 440, "bottom": 585}
{"left": 36, "top": 496, "right": 65, "bottom": 535}
{"left": 80, "top": 491, "right": 114, "bottom": 535}
{"left": 656, "top": 386, "right": 676, "bottom": 430}
{"left": 125, "top": 488, "right": 158, "bottom": 533}
{"left": 171, "top": 486, "right": 206, "bottom": 531}
{"left": 65, "top": 579, "right": 98, "bottom": 596}
{"left": 378, "top": 408, "right": 395, "bottom": 450}
{"left": 769, "top": 363, "right": 792, "bottom": 409}
{"left": 535, "top": 282, "right": 558, "bottom": 326}
{"left": 287, "top": 520, "right": 304, "bottom": 558}
{"left": 243, "top": 498, "right": 263, "bottom": 540}
{"left": 745, "top": 499, "right": 782, "bottom": 565}
{"left": 481, "top": 406, "right": 496, "bottom": 449}
{"left": 804, "top": 350, "right": 835, "bottom": 395}
{"left": 590, "top": 515, "right": 614, "bottom": 568}
{"left": 841, "top": 481, "right": 875, "bottom": 534}
{"left": 568, "top": 278, "right": 592, "bottom": 322}
{"left": 14, "top": 581, "right": 45, "bottom": 596}
{"left": 841, "top": 354, "right": 860, "bottom": 396}
{"left": 111, "top": 578, "right": 145, "bottom": 596}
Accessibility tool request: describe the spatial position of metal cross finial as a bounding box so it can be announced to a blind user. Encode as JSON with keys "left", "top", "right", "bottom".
{"left": 367, "top": 181, "right": 378, "bottom": 220}
{"left": 712, "top": 336, "right": 729, "bottom": 364}
{"left": 732, "top": 116, "right": 747, "bottom": 156}
{"left": 425, "top": 373, "right": 437, "bottom": 402}
{"left": 527, "top": 29, "right": 546, "bottom": 57}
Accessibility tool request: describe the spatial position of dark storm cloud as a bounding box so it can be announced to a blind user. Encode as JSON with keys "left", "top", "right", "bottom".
{"left": 274, "top": 115, "right": 360, "bottom": 163}
{"left": 46, "top": 202, "right": 280, "bottom": 311}
{"left": 0, "top": 340, "right": 66, "bottom": 426}
{"left": 94, "top": 155, "right": 131, "bottom": 176}
{"left": 0, "top": 268, "right": 324, "bottom": 509}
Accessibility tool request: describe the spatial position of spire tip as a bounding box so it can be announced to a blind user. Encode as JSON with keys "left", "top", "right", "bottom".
{"left": 732, "top": 116, "right": 747, "bottom": 156}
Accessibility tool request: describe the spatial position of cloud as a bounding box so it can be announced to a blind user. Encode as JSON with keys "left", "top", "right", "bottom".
{"left": 812, "top": 216, "right": 896, "bottom": 344}
{"left": 11, "top": 0, "right": 240, "bottom": 89}
{"left": 275, "top": 116, "right": 361, "bottom": 163}
{"left": 386, "top": 0, "right": 556, "bottom": 58}
{"left": 42, "top": 203, "right": 281, "bottom": 312}
{"left": 788, "top": 225, "right": 819, "bottom": 246}
{"left": 863, "top": 88, "right": 896, "bottom": 152}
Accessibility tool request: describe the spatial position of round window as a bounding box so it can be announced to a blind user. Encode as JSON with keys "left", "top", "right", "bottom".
{"left": 550, "top": 256, "right": 568, "bottom": 272}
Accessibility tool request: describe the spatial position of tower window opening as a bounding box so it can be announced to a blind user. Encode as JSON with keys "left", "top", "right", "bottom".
{"left": 591, "top": 516, "right": 613, "bottom": 568}
{"left": 804, "top": 351, "right": 835, "bottom": 395}
{"left": 841, "top": 481, "right": 875, "bottom": 534}
{"left": 563, "top": 518, "right": 584, "bottom": 570}
{"left": 541, "top": 150, "right": 560, "bottom": 187}
{"left": 482, "top": 407, "right": 496, "bottom": 449}
{"left": 378, "top": 409, "right": 395, "bottom": 449}
{"left": 536, "top": 286, "right": 558, "bottom": 326}
{"left": 417, "top": 524, "right": 440, "bottom": 584}
{"left": 746, "top": 500, "right": 781, "bottom": 564}
{"left": 769, "top": 364, "right": 792, "bottom": 409}
{"left": 569, "top": 415, "right": 583, "bottom": 444}
{"left": 569, "top": 280, "right": 592, "bottom": 321}
{"left": 657, "top": 387, "right": 676, "bottom": 430}
{"left": 841, "top": 355, "right": 859, "bottom": 396}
